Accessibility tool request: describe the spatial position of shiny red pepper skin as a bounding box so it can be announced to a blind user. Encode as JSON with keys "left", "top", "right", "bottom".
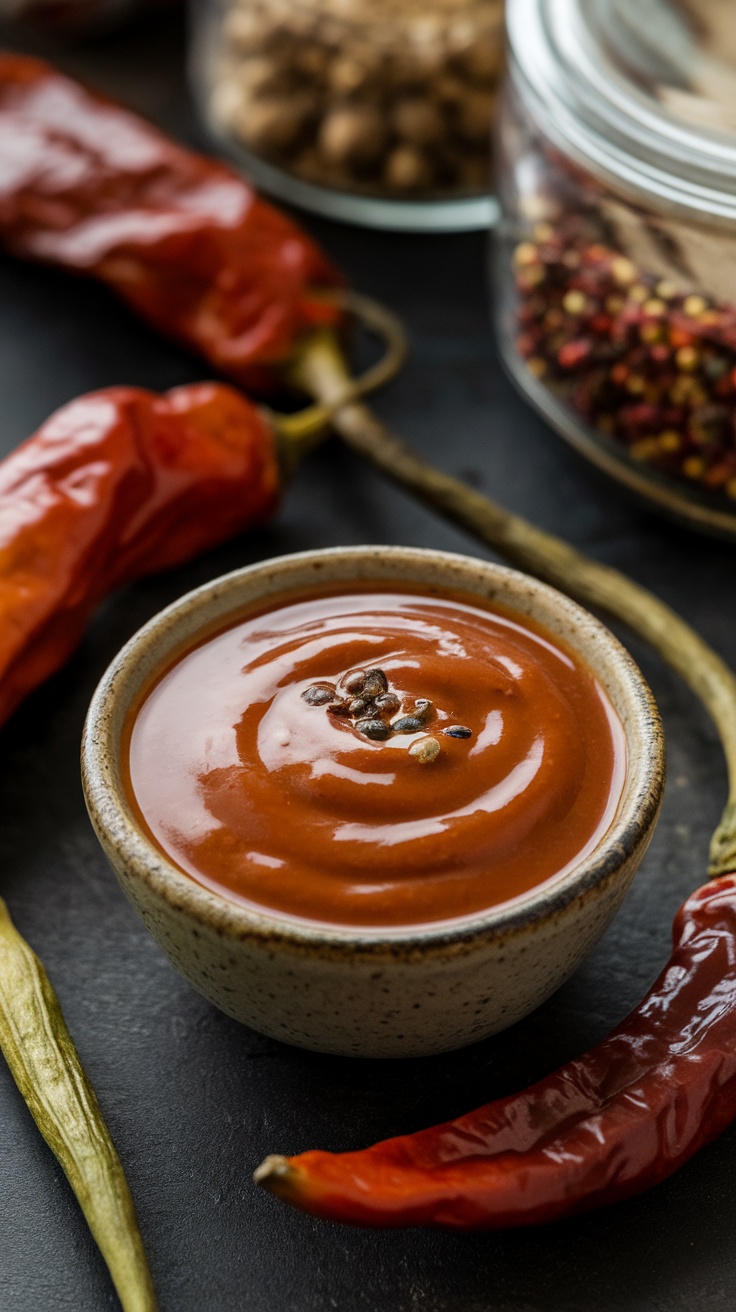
{"left": 0, "top": 54, "right": 342, "bottom": 392}
{"left": 0, "top": 382, "right": 279, "bottom": 728}
{"left": 260, "top": 874, "right": 736, "bottom": 1229}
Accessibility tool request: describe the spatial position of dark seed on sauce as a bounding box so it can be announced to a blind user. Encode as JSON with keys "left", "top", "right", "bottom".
{"left": 392, "top": 716, "right": 425, "bottom": 734}
{"left": 343, "top": 669, "right": 367, "bottom": 694}
{"left": 443, "top": 725, "right": 472, "bottom": 738}
{"left": 413, "top": 698, "right": 434, "bottom": 723}
{"left": 356, "top": 718, "right": 391, "bottom": 741}
{"left": 302, "top": 684, "right": 335, "bottom": 706}
{"left": 363, "top": 669, "right": 389, "bottom": 697}
{"left": 374, "top": 692, "right": 400, "bottom": 714}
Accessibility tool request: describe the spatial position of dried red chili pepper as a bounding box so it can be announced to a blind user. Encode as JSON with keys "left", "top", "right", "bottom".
{"left": 0, "top": 381, "right": 279, "bottom": 728}
{"left": 256, "top": 871, "right": 736, "bottom": 1228}
{"left": 0, "top": 53, "right": 342, "bottom": 392}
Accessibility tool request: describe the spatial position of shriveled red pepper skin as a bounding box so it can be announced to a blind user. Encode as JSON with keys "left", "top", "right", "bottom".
{"left": 266, "top": 874, "right": 736, "bottom": 1229}
{"left": 0, "top": 54, "right": 342, "bottom": 392}
{"left": 0, "top": 382, "right": 279, "bottom": 728}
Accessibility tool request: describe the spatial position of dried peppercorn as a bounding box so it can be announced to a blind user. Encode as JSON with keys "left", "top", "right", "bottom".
{"left": 512, "top": 217, "right": 736, "bottom": 499}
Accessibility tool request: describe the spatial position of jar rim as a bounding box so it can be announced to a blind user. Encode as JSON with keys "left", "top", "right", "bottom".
{"left": 507, "top": 0, "right": 736, "bottom": 223}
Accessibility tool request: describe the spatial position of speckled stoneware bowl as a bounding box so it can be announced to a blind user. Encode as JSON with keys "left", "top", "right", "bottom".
{"left": 82, "top": 546, "right": 664, "bottom": 1059}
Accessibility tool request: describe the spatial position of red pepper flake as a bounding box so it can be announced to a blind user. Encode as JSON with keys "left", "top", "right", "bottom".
{"left": 669, "top": 327, "right": 696, "bottom": 349}
{"left": 591, "top": 313, "right": 612, "bottom": 335}
{"left": 650, "top": 344, "right": 671, "bottom": 364}
{"left": 558, "top": 338, "right": 591, "bottom": 369}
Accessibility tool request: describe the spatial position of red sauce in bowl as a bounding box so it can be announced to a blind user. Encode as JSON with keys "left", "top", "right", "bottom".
{"left": 123, "top": 584, "right": 627, "bottom": 929}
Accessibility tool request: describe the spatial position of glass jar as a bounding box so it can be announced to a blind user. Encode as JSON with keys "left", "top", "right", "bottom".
{"left": 189, "top": 0, "right": 502, "bottom": 230}
{"left": 495, "top": 0, "right": 736, "bottom": 536}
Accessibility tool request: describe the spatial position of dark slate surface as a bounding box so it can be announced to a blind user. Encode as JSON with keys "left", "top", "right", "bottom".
{"left": 0, "top": 14, "right": 734, "bottom": 1311}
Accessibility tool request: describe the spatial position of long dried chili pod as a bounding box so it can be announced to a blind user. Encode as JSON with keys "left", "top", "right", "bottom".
{"left": 256, "top": 874, "right": 736, "bottom": 1228}
{"left": 0, "top": 897, "right": 157, "bottom": 1308}
{"left": 0, "top": 53, "right": 343, "bottom": 393}
{"left": 0, "top": 381, "right": 278, "bottom": 728}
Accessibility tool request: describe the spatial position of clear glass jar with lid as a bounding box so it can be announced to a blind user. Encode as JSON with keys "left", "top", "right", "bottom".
{"left": 189, "top": 0, "right": 502, "bottom": 230}
{"left": 495, "top": 0, "right": 736, "bottom": 536}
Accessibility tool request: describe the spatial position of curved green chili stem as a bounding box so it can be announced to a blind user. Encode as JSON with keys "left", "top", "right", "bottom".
{"left": 272, "top": 290, "right": 408, "bottom": 472}
{"left": 0, "top": 898, "right": 157, "bottom": 1311}
{"left": 292, "top": 331, "right": 736, "bottom": 877}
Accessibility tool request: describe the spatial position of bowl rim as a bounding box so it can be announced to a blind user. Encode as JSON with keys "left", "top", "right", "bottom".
{"left": 81, "top": 544, "right": 665, "bottom": 957}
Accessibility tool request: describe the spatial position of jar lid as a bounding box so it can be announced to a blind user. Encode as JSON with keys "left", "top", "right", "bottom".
{"left": 508, "top": 0, "right": 736, "bottom": 222}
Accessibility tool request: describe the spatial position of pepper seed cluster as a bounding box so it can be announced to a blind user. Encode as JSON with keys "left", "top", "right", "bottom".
{"left": 208, "top": 0, "right": 503, "bottom": 199}
{"left": 302, "top": 666, "right": 472, "bottom": 761}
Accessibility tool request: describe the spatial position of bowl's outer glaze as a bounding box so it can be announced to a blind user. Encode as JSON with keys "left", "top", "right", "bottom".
{"left": 82, "top": 546, "right": 665, "bottom": 1058}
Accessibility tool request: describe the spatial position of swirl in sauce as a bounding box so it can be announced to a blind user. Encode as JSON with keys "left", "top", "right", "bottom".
{"left": 124, "top": 585, "right": 627, "bottom": 929}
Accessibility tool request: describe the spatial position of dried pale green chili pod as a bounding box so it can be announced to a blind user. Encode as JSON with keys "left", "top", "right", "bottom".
{"left": 0, "top": 897, "right": 157, "bottom": 1312}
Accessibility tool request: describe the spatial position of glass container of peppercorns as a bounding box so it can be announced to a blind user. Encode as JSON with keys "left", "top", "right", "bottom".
{"left": 189, "top": 0, "right": 502, "bottom": 230}
{"left": 495, "top": 0, "right": 736, "bottom": 537}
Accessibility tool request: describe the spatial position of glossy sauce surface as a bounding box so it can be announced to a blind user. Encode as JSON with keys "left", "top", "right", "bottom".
{"left": 125, "top": 585, "right": 627, "bottom": 928}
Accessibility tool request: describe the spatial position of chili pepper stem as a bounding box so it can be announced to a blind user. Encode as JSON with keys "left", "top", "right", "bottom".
{"left": 272, "top": 291, "right": 408, "bottom": 476}
{"left": 290, "top": 330, "right": 736, "bottom": 874}
{"left": 254, "top": 1154, "right": 301, "bottom": 1200}
{"left": 0, "top": 897, "right": 157, "bottom": 1312}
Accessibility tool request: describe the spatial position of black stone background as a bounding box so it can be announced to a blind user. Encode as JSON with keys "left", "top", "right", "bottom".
{"left": 0, "top": 14, "right": 734, "bottom": 1311}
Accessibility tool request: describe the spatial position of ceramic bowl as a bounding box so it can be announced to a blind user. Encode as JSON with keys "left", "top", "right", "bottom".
{"left": 81, "top": 546, "right": 664, "bottom": 1059}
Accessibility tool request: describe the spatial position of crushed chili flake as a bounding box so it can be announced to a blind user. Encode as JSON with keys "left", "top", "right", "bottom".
{"left": 513, "top": 218, "right": 736, "bottom": 498}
